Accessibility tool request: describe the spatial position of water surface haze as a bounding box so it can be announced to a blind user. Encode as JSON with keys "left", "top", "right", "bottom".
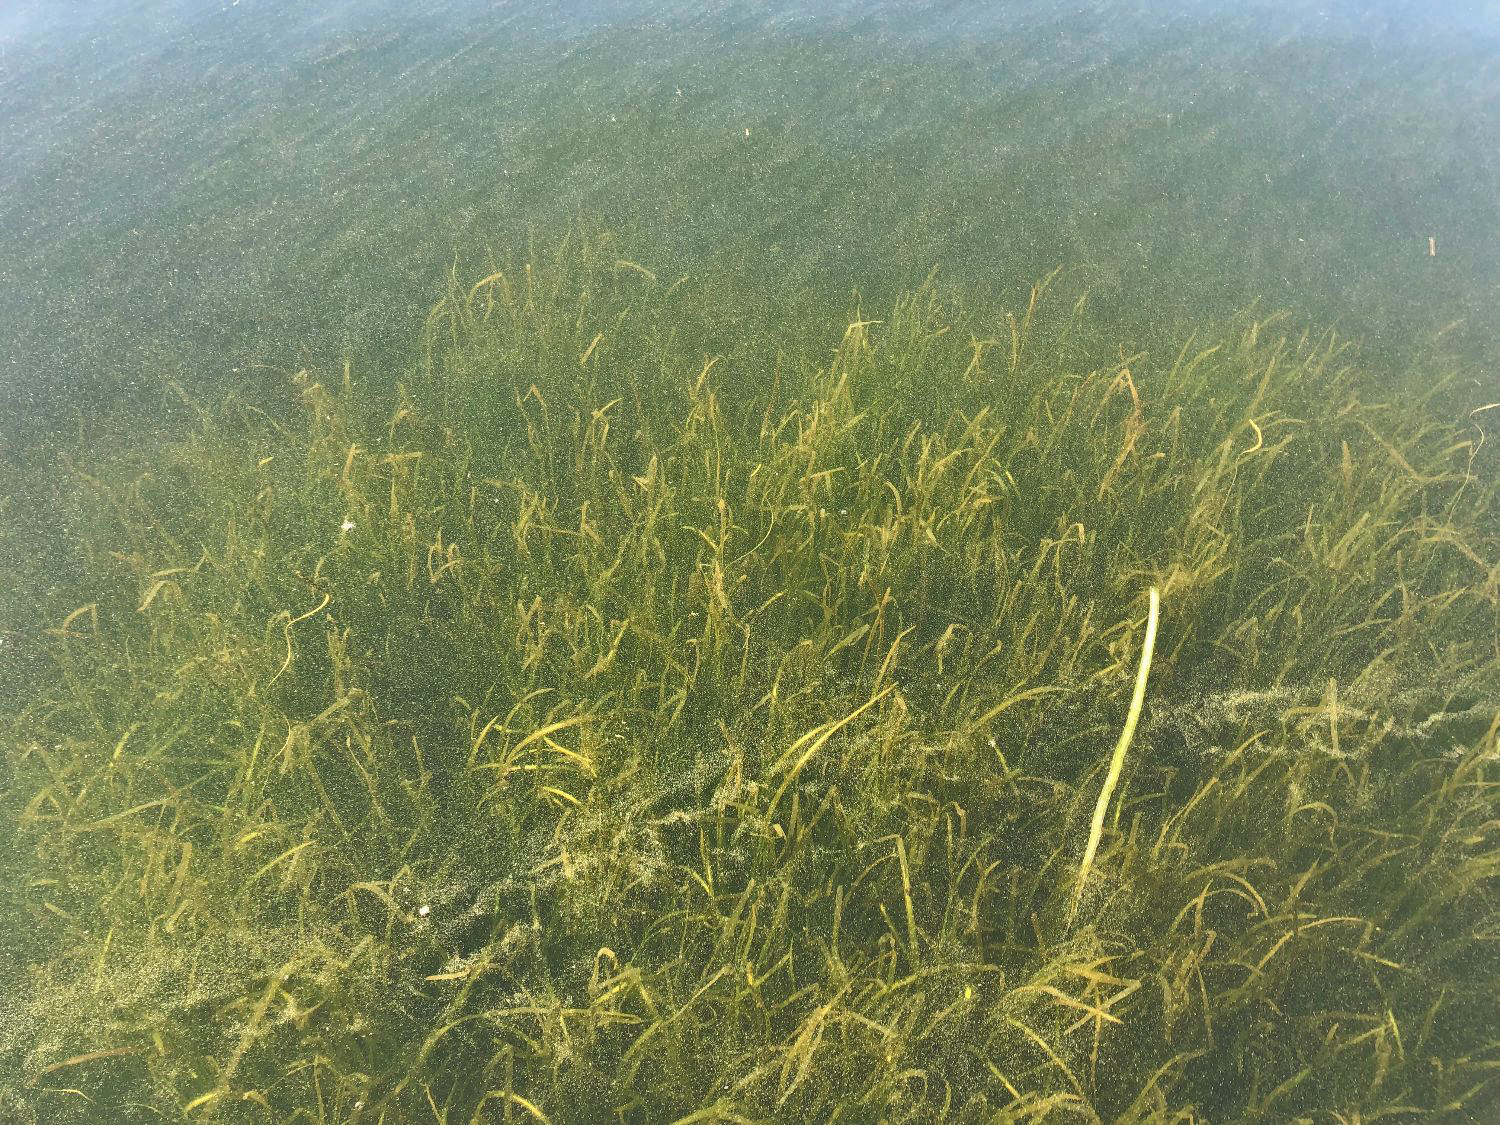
{"left": 3, "top": 0, "right": 1496, "bottom": 444}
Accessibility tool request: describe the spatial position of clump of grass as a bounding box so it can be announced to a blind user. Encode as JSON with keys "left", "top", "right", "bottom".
{"left": 1, "top": 227, "right": 1497, "bottom": 1122}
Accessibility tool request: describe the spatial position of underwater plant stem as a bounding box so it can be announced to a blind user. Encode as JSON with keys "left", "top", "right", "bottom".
{"left": 1069, "top": 586, "right": 1160, "bottom": 926}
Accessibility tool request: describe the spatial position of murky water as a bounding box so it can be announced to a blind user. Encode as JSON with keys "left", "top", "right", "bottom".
{"left": 4, "top": 0, "right": 1496, "bottom": 445}
{"left": 3, "top": 3, "right": 1497, "bottom": 1122}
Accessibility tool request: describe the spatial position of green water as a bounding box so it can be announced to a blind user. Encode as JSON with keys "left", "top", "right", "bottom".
{"left": 4, "top": 0, "right": 1496, "bottom": 442}
{"left": 2, "top": 2, "right": 1498, "bottom": 1121}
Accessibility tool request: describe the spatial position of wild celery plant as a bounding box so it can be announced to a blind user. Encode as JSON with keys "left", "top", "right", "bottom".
{"left": 2, "top": 229, "right": 1497, "bottom": 1122}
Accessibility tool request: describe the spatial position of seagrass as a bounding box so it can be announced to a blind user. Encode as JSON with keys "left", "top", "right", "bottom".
{"left": 1, "top": 229, "right": 1496, "bottom": 1122}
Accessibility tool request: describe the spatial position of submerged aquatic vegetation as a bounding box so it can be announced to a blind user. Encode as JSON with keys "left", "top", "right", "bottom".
{"left": 1070, "top": 585, "right": 1158, "bottom": 928}
{"left": 1, "top": 229, "right": 1497, "bottom": 1122}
